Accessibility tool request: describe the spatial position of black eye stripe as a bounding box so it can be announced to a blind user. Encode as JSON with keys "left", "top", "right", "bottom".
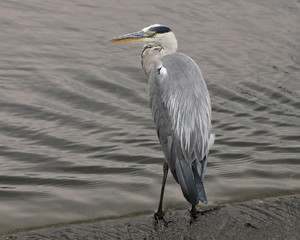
{"left": 149, "top": 26, "right": 171, "bottom": 34}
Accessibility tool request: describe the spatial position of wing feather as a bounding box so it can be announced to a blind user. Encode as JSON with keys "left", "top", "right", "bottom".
{"left": 149, "top": 53, "right": 214, "bottom": 204}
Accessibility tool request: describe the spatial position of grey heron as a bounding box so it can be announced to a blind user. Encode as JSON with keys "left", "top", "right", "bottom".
{"left": 108, "top": 24, "right": 214, "bottom": 218}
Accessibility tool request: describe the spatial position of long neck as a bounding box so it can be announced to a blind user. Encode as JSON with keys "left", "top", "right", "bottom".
{"left": 141, "top": 33, "right": 178, "bottom": 77}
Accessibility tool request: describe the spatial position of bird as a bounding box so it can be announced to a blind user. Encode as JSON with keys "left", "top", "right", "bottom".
{"left": 108, "top": 24, "right": 214, "bottom": 219}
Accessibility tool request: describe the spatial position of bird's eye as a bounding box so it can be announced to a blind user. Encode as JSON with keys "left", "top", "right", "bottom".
{"left": 152, "top": 32, "right": 157, "bottom": 36}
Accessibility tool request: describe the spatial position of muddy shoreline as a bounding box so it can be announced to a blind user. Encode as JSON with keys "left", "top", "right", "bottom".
{"left": 1, "top": 194, "right": 299, "bottom": 239}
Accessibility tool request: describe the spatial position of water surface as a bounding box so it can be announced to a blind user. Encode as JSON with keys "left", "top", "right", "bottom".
{"left": 0, "top": 0, "right": 299, "bottom": 233}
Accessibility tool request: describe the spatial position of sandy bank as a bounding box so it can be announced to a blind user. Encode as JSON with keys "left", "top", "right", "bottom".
{"left": 1, "top": 194, "right": 299, "bottom": 239}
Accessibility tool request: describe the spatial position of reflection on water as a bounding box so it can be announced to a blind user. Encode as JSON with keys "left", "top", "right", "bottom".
{"left": 0, "top": 0, "right": 299, "bottom": 233}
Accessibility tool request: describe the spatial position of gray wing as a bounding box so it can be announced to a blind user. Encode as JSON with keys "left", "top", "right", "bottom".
{"left": 149, "top": 53, "right": 214, "bottom": 205}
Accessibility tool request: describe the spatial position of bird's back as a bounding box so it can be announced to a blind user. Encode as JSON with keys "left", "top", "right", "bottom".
{"left": 149, "top": 52, "right": 214, "bottom": 205}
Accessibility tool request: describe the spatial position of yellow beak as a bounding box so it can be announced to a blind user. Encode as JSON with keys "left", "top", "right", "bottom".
{"left": 108, "top": 31, "right": 148, "bottom": 43}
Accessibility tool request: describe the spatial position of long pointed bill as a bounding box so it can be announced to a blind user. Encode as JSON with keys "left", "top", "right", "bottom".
{"left": 108, "top": 31, "right": 148, "bottom": 43}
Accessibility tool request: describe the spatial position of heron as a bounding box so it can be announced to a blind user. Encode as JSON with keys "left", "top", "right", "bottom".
{"left": 108, "top": 24, "right": 214, "bottom": 219}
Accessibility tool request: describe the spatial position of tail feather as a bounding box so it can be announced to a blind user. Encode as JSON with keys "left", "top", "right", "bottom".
{"left": 200, "top": 156, "right": 208, "bottom": 181}
{"left": 169, "top": 141, "right": 208, "bottom": 205}
{"left": 172, "top": 154, "right": 208, "bottom": 205}
{"left": 193, "top": 165, "right": 207, "bottom": 204}
{"left": 175, "top": 157, "right": 198, "bottom": 205}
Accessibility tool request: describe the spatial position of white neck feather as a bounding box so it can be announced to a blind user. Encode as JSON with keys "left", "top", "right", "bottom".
{"left": 141, "top": 32, "right": 178, "bottom": 77}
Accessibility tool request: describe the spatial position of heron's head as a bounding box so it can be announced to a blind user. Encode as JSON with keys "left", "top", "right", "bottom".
{"left": 108, "top": 24, "right": 178, "bottom": 53}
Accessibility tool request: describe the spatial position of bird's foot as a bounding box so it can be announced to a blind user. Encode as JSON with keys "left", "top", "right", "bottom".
{"left": 154, "top": 209, "right": 165, "bottom": 221}
{"left": 190, "top": 205, "right": 200, "bottom": 219}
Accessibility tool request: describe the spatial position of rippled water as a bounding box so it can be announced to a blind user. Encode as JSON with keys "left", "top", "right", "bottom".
{"left": 0, "top": 0, "right": 299, "bottom": 233}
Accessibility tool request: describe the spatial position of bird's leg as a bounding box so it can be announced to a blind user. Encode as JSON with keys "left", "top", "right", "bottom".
{"left": 154, "top": 158, "right": 169, "bottom": 220}
{"left": 190, "top": 205, "right": 200, "bottom": 219}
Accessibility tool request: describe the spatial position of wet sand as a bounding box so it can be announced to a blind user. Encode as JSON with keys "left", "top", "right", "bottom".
{"left": 1, "top": 194, "right": 299, "bottom": 240}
